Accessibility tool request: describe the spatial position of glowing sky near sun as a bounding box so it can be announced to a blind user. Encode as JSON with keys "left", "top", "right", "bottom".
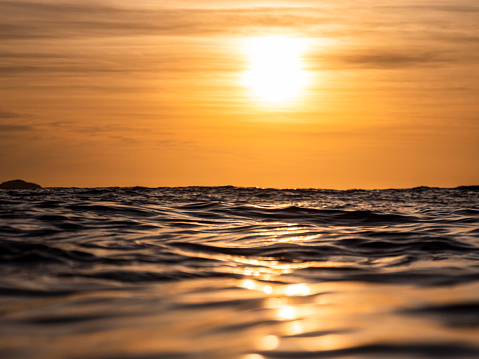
{"left": 0, "top": 0, "right": 478, "bottom": 188}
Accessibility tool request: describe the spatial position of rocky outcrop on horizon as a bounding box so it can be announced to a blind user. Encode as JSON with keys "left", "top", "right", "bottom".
{"left": 0, "top": 179, "right": 42, "bottom": 189}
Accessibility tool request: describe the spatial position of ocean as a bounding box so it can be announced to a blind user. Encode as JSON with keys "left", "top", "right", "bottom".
{"left": 0, "top": 186, "right": 478, "bottom": 359}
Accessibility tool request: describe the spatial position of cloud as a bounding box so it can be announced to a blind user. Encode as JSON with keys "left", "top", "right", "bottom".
{"left": 328, "top": 52, "right": 451, "bottom": 69}
{"left": 1, "top": 1, "right": 477, "bottom": 42}
{"left": 0, "top": 110, "right": 21, "bottom": 119}
{"left": 0, "top": 2, "right": 331, "bottom": 39}
{"left": 0, "top": 125, "right": 33, "bottom": 132}
{"left": 384, "top": 4, "right": 479, "bottom": 13}
{"left": 0, "top": 1, "right": 478, "bottom": 77}
{"left": 0, "top": 65, "right": 127, "bottom": 76}
{"left": 0, "top": 51, "right": 70, "bottom": 59}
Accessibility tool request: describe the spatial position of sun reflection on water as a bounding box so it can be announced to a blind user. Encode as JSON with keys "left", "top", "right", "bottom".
{"left": 243, "top": 355, "right": 265, "bottom": 359}
{"left": 277, "top": 305, "right": 297, "bottom": 320}
{"left": 259, "top": 335, "right": 279, "bottom": 350}
{"left": 285, "top": 283, "right": 311, "bottom": 296}
{"left": 242, "top": 279, "right": 256, "bottom": 290}
{"left": 284, "top": 320, "right": 304, "bottom": 336}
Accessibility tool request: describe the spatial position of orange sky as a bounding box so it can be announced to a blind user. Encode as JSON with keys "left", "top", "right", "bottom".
{"left": 0, "top": 0, "right": 478, "bottom": 188}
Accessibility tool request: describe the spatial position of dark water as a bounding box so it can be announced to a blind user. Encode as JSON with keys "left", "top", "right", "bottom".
{"left": 1, "top": 186, "right": 479, "bottom": 359}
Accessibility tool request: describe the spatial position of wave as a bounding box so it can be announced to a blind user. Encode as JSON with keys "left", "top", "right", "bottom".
{"left": 0, "top": 186, "right": 479, "bottom": 358}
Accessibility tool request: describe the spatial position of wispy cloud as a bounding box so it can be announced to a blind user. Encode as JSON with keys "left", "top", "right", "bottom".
{"left": 323, "top": 52, "right": 452, "bottom": 70}
{"left": 382, "top": 4, "right": 479, "bottom": 13}
{"left": 1, "top": 1, "right": 477, "bottom": 39}
{"left": 0, "top": 110, "right": 21, "bottom": 119}
{"left": 0, "top": 125, "right": 32, "bottom": 131}
{"left": 0, "top": 2, "right": 331, "bottom": 39}
{"left": 1, "top": 1, "right": 477, "bottom": 74}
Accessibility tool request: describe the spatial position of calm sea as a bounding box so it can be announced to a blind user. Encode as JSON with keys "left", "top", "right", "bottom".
{"left": 1, "top": 186, "right": 478, "bottom": 359}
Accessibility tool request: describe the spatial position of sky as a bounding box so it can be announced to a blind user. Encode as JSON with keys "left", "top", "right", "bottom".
{"left": 0, "top": 0, "right": 478, "bottom": 189}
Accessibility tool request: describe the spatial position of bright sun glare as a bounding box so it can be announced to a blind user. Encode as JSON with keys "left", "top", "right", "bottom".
{"left": 242, "top": 36, "right": 310, "bottom": 105}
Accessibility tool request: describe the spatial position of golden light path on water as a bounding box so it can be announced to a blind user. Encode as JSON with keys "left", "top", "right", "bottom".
{"left": 225, "top": 221, "right": 479, "bottom": 358}
{"left": 241, "top": 36, "right": 311, "bottom": 105}
{"left": 160, "top": 219, "right": 478, "bottom": 357}
{"left": 237, "top": 278, "right": 479, "bottom": 359}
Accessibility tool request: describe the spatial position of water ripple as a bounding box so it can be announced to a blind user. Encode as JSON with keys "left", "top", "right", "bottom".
{"left": 0, "top": 186, "right": 478, "bottom": 358}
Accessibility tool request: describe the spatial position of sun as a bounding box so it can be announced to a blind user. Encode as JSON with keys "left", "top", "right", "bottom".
{"left": 242, "top": 36, "right": 311, "bottom": 105}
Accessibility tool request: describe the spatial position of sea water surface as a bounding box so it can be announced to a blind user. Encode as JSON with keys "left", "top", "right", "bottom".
{"left": 0, "top": 186, "right": 479, "bottom": 359}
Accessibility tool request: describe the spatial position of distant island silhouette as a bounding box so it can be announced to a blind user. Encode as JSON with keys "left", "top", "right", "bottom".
{"left": 0, "top": 180, "right": 477, "bottom": 191}
{"left": 0, "top": 179, "right": 42, "bottom": 189}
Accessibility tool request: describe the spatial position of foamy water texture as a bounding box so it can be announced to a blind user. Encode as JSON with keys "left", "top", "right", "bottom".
{"left": 1, "top": 186, "right": 479, "bottom": 359}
